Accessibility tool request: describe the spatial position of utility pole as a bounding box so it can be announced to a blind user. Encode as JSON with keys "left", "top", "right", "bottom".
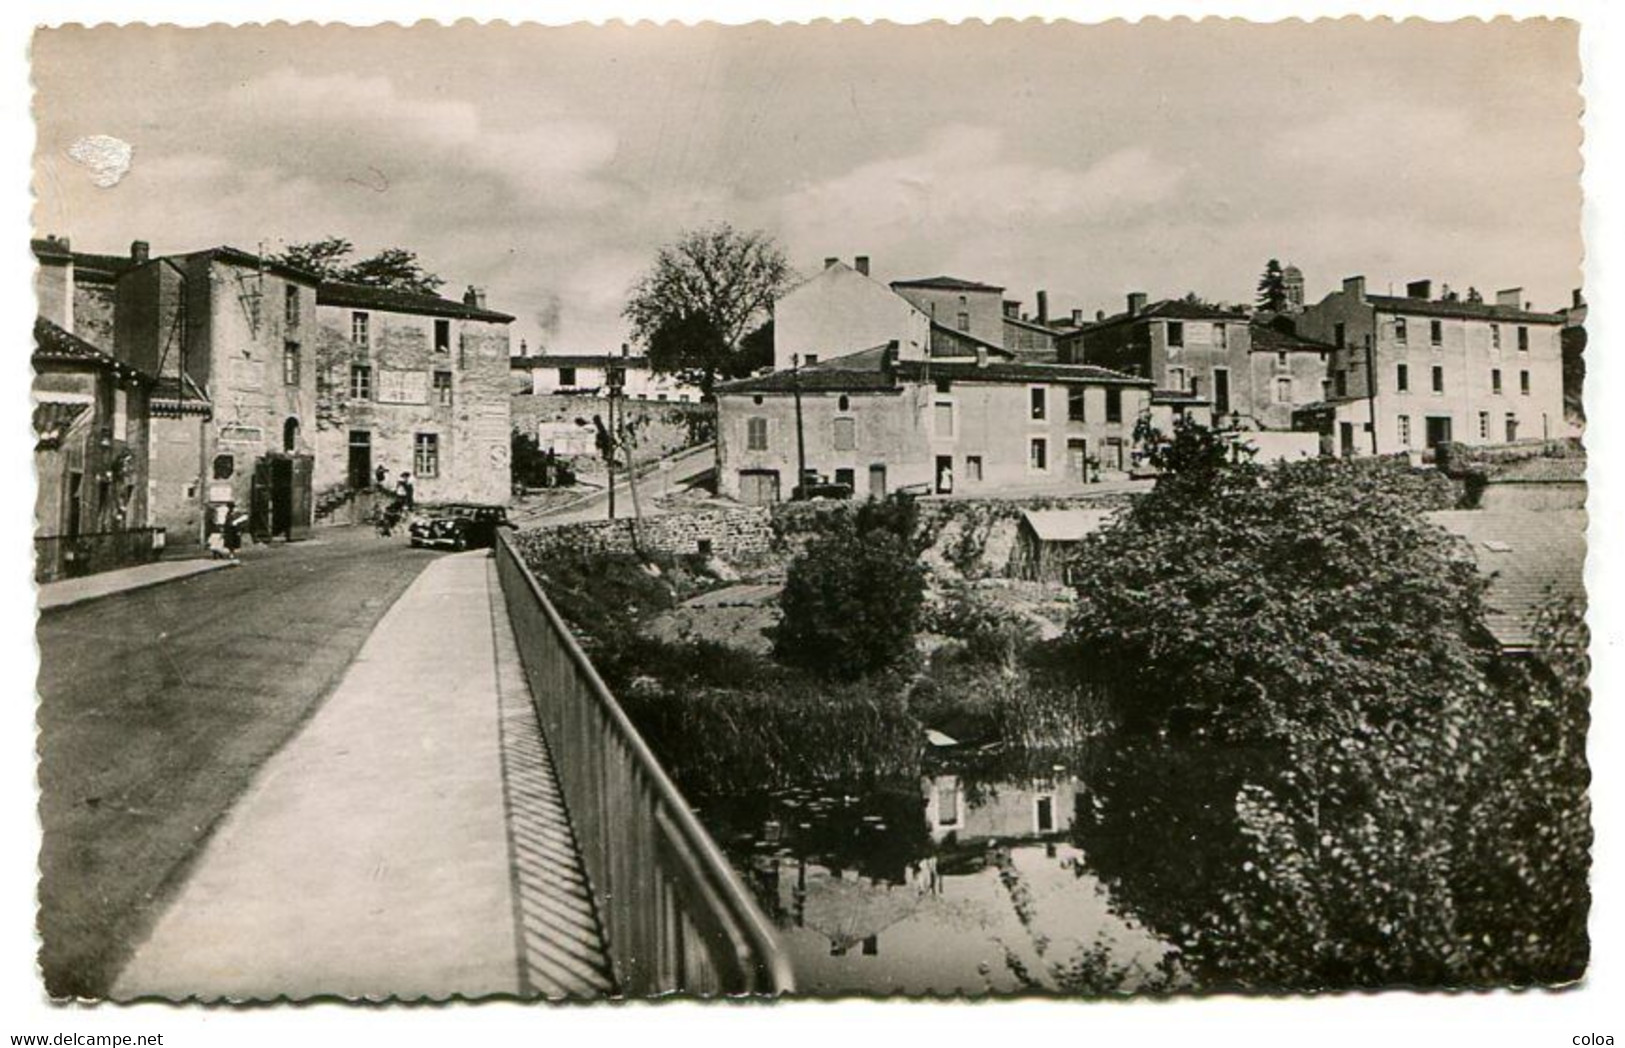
{"left": 791, "top": 352, "right": 807, "bottom": 499}
{"left": 605, "top": 357, "right": 619, "bottom": 520}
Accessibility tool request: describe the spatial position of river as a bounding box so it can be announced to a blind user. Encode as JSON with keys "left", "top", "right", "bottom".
{"left": 691, "top": 754, "right": 1175, "bottom": 995}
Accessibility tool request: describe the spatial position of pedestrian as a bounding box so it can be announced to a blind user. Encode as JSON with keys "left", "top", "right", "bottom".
{"left": 223, "top": 506, "right": 248, "bottom": 560}
{"left": 395, "top": 471, "right": 415, "bottom": 511}
{"left": 374, "top": 463, "right": 388, "bottom": 490}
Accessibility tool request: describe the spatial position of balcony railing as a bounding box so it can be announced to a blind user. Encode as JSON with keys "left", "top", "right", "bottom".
{"left": 494, "top": 530, "right": 793, "bottom": 997}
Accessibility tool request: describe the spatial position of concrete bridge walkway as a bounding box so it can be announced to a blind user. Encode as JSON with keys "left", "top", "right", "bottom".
{"left": 112, "top": 551, "right": 613, "bottom": 1001}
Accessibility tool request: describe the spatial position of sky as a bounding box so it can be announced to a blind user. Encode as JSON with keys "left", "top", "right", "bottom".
{"left": 31, "top": 19, "right": 1583, "bottom": 352}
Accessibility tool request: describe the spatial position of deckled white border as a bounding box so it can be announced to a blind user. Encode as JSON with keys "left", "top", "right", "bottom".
{"left": 1, "top": 2, "right": 1618, "bottom": 1045}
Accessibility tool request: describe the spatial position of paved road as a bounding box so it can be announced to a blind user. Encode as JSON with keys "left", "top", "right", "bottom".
{"left": 531, "top": 442, "right": 716, "bottom": 527}
{"left": 36, "top": 527, "right": 437, "bottom": 998}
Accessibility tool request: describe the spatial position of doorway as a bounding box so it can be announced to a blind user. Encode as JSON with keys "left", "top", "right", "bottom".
{"left": 738, "top": 469, "right": 781, "bottom": 506}
{"left": 1426, "top": 415, "right": 1454, "bottom": 450}
{"left": 935, "top": 455, "right": 954, "bottom": 494}
{"left": 868, "top": 464, "right": 887, "bottom": 499}
{"left": 347, "top": 430, "right": 372, "bottom": 490}
{"left": 1213, "top": 368, "right": 1231, "bottom": 416}
{"left": 1339, "top": 421, "right": 1355, "bottom": 457}
{"left": 1066, "top": 438, "right": 1088, "bottom": 481}
{"left": 251, "top": 453, "right": 314, "bottom": 542}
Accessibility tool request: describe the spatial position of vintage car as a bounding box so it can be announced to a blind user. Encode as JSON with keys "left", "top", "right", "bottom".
{"left": 408, "top": 503, "right": 515, "bottom": 551}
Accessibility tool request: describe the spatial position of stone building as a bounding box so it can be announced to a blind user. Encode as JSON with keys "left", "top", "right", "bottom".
{"left": 1056, "top": 294, "right": 1254, "bottom": 420}
{"left": 1243, "top": 318, "right": 1338, "bottom": 430}
{"left": 32, "top": 236, "right": 139, "bottom": 350}
{"left": 511, "top": 348, "right": 702, "bottom": 402}
{"left": 772, "top": 257, "right": 929, "bottom": 370}
{"left": 112, "top": 245, "right": 322, "bottom": 545}
{"left": 714, "top": 344, "right": 1152, "bottom": 504}
{"left": 891, "top": 275, "right": 1007, "bottom": 348}
{"left": 1293, "top": 277, "right": 1567, "bottom": 457}
{"left": 32, "top": 316, "right": 155, "bottom": 580}
{"left": 313, "top": 281, "right": 513, "bottom": 507}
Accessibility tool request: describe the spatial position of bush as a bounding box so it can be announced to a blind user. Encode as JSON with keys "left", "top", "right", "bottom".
{"left": 773, "top": 527, "right": 926, "bottom": 680}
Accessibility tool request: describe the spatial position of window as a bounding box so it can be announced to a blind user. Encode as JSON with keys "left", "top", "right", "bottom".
{"left": 284, "top": 285, "right": 300, "bottom": 328}
{"left": 1491, "top": 323, "right": 1502, "bottom": 349}
{"left": 1068, "top": 387, "right": 1086, "bottom": 421}
{"left": 113, "top": 388, "right": 127, "bottom": 441}
{"left": 1397, "top": 363, "right": 1409, "bottom": 392}
{"left": 1030, "top": 438, "right": 1048, "bottom": 471}
{"left": 433, "top": 369, "right": 453, "bottom": 406}
{"left": 414, "top": 433, "right": 440, "bottom": 478}
{"left": 1518, "top": 326, "right": 1530, "bottom": 352}
{"left": 1478, "top": 411, "right": 1491, "bottom": 440}
{"left": 746, "top": 417, "right": 768, "bottom": 451}
{"left": 935, "top": 378, "right": 952, "bottom": 394}
{"left": 966, "top": 456, "right": 983, "bottom": 482}
{"left": 1430, "top": 319, "right": 1443, "bottom": 346}
{"left": 805, "top": 354, "right": 819, "bottom": 365}
{"left": 1030, "top": 387, "right": 1047, "bottom": 420}
{"left": 1506, "top": 413, "right": 1520, "bottom": 441}
{"left": 936, "top": 782, "right": 960, "bottom": 828}
{"left": 1277, "top": 351, "right": 1289, "bottom": 370}
{"left": 1274, "top": 376, "right": 1293, "bottom": 404}
{"left": 557, "top": 366, "right": 577, "bottom": 387}
{"left": 283, "top": 341, "right": 301, "bottom": 386}
{"left": 1431, "top": 365, "right": 1444, "bottom": 394}
{"left": 956, "top": 312, "right": 970, "bottom": 333}
{"left": 934, "top": 401, "right": 955, "bottom": 437}
{"left": 838, "top": 395, "right": 850, "bottom": 411}
{"left": 833, "top": 417, "right": 856, "bottom": 451}
{"left": 434, "top": 319, "right": 451, "bottom": 353}
{"left": 1492, "top": 368, "right": 1503, "bottom": 394}
{"left": 212, "top": 453, "right": 235, "bottom": 480}
{"left": 1214, "top": 323, "right": 1228, "bottom": 349}
{"left": 1105, "top": 387, "right": 1122, "bottom": 423}
{"left": 1394, "top": 317, "right": 1408, "bottom": 344}
{"left": 1167, "top": 321, "right": 1185, "bottom": 347}
{"left": 1398, "top": 415, "right": 1412, "bottom": 447}
{"left": 1168, "top": 366, "right": 1186, "bottom": 391}
{"left": 351, "top": 311, "right": 370, "bottom": 348}
{"left": 1334, "top": 322, "right": 1346, "bottom": 349}
{"left": 349, "top": 363, "right": 372, "bottom": 400}
{"left": 834, "top": 467, "right": 855, "bottom": 490}
{"left": 1335, "top": 370, "right": 1348, "bottom": 398}
{"left": 1520, "top": 370, "right": 1531, "bottom": 396}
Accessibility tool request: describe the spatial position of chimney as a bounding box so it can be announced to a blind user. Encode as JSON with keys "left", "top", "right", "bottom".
{"left": 882, "top": 340, "right": 899, "bottom": 375}
{"left": 975, "top": 345, "right": 989, "bottom": 369}
{"left": 1002, "top": 300, "right": 1019, "bottom": 318}
{"left": 1405, "top": 279, "right": 1432, "bottom": 300}
{"left": 1072, "top": 308, "right": 1083, "bottom": 326}
{"left": 464, "top": 285, "right": 487, "bottom": 309}
{"left": 1096, "top": 309, "right": 1106, "bottom": 322}
{"left": 1573, "top": 288, "right": 1585, "bottom": 309}
{"left": 824, "top": 257, "right": 840, "bottom": 269}
{"left": 621, "top": 342, "right": 631, "bottom": 358}
{"left": 1342, "top": 275, "right": 1367, "bottom": 302}
{"left": 1127, "top": 292, "right": 1148, "bottom": 317}
{"left": 1496, "top": 287, "right": 1524, "bottom": 309}
{"left": 130, "top": 240, "right": 150, "bottom": 263}
{"left": 854, "top": 256, "right": 870, "bottom": 276}
{"left": 1036, "top": 290, "right": 1049, "bottom": 324}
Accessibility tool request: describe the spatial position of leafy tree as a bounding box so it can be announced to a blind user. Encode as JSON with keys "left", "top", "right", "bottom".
{"left": 1067, "top": 430, "right": 1587, "bottom": 987}
{"left": 774, "top": 522, "right": 926, "bottom": 681}
{"left": 271, "top": 239, "right": 446, "bottom": 295}
{"left": 1257, "top": 258, "right": 1288, "bottom": 313}
{"left": 624, "top": 223, "right": 793, "bottom": 396}
{"left": 343, "top": 247, "right": 445, "bottom": 295}
{"left": 275, "top": 236, "right": 355, "bottom": 281}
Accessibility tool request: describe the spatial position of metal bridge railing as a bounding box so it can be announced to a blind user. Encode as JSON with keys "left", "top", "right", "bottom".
{"left": 494, "top": 531, "right": 794, "bottom": 997}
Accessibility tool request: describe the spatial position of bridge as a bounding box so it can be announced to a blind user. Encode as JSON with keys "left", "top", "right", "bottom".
{"left": 111, "top": 529, "right": 791, "bottom": 1000}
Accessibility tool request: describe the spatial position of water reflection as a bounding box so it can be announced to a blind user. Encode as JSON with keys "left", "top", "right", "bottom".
{"left": 694, "top": 760, "right": 1170, "bottom": 995}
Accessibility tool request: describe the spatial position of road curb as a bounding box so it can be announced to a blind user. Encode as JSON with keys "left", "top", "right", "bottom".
{"left": 37, "top": 560, "right": 240, "bottom": 615}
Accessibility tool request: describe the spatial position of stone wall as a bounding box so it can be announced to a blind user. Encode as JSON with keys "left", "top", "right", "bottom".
{"left": 513, "top": 506, "right": 773, "bottom": 561}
